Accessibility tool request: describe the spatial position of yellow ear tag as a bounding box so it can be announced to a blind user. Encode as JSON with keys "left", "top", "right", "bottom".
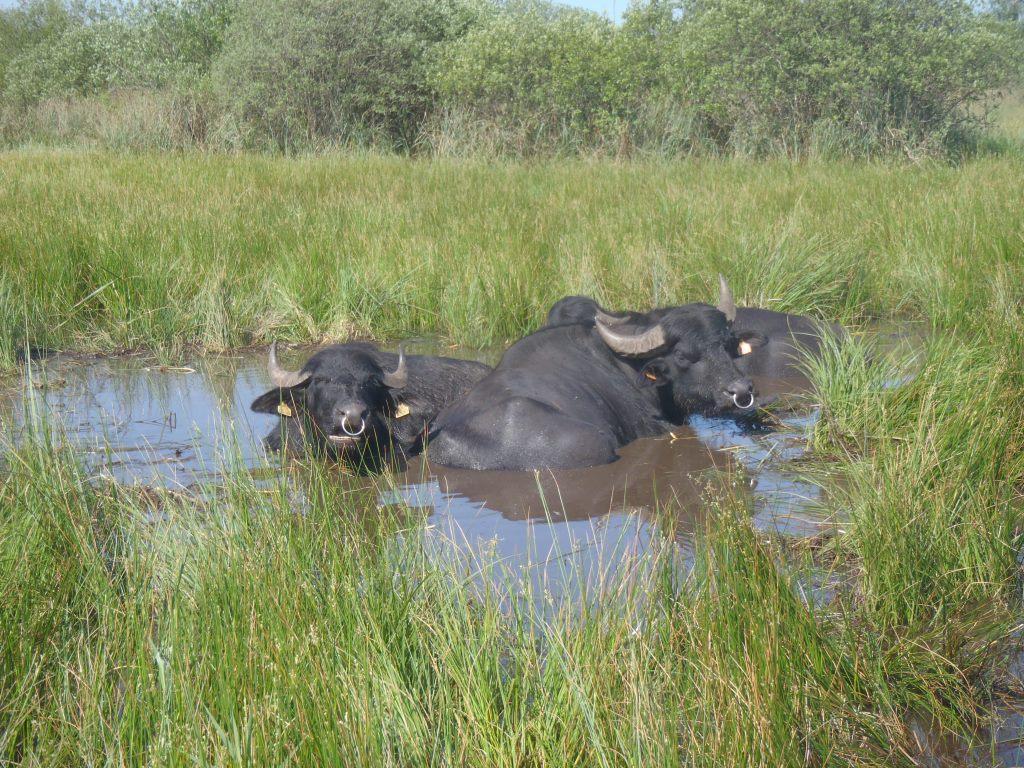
{"left": 394, "top": 402, "right": 411, "bottom": 419}
{"left": 644, "top": 371, "right": 659, "bottom": 382}
{"left": 738, "top": 341, "right": 753, "bottom": 356}
{"left": 277, "top": 403, "right": 293, "bottom": 417}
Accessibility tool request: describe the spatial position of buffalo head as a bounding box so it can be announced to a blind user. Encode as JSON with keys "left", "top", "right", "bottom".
{"left": 251, "top": 342, "right": 408, "bottom": 461}
{"left": 594, "top": 278, "right": 760, "bottom": 416}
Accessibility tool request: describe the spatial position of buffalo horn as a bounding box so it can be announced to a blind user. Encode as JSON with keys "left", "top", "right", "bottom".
{"left": 595, "top": 315, "right": 667, "bottom": 357}
{"left": 717, "top": 274, "right": 737, "bottom": 323}
{"left": 268, "top": 341, "right": 310, "bottom": 388}
{"left": 383, "top": 347, "right": 408, "bottom": 389}
{"left": 594, "top": 309, "right": 630, "bottom": 326}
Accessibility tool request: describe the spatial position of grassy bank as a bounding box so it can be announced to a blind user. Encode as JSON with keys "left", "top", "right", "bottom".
{"left": 1, "top": 150, "right": 1023, "bottom": 765}
{"left": 1, "top": 151, "right": 1023, "bottom": 366}
{"left": 1, "top": 430, "right": 1020, "bottom": 766}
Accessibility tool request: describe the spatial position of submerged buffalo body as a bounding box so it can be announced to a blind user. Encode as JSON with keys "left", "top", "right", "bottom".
{"left": 251, "top": 342, "right": 490, "bottom": 469}
{"left": 728, "top": 307, "right": 842, "bottom": 380}
{"left": 427, "top": 298, "right": 756, "bottom": 471}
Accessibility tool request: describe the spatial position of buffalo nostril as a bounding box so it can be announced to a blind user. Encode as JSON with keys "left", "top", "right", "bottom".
{"left": 726, "top": 379, "right": 754, "bottom": 397}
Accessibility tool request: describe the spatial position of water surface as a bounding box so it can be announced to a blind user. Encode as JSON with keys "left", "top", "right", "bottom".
{"left": 1, "top": 341, "right": 837, "bottom": 602}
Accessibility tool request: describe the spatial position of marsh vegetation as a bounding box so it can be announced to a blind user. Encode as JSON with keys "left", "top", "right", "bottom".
{"left": 1, "top": 0, "right": 1021, "bottom": 157}
{"left": 1, "top": 1, "right": 1023, "bottom": 764}
{"left": 1, "top": 150, "right": 1023, "bottom": 764}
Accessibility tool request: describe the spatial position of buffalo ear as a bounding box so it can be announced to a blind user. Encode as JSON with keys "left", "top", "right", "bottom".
{"left": 736, "top": 330, "right": 767, "bottom": 356}
{"left": 637, "top": 359, "right": 670, "bottom": 387}
{"left": 251, "top": 382, "right": 308, "bottom": 416}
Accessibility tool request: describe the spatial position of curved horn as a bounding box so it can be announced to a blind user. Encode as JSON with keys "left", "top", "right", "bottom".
{"left": 717, "top": 274, "right": 736, "bottom": 323}
{"left": 595, "top": 309, "right": 631, "bottom": 327}
{"left": 382, "top": 347, "right": 407, "bottom": 389}
{"left": 595, "top": 316, "right": 667, "bottom": 357}
{"left": 268, "top": 341, "right": 310, "bottom": 388}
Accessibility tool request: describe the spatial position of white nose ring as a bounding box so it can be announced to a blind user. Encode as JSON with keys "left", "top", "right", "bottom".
{"left": 732, "top": 392, "right": 755, "bottom": 410}
{"left": 341, "top": 416, "right": 366, "bottom": 436}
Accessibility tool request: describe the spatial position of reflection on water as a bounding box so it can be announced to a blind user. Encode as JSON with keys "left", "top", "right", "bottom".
{"left": 385, "top": 430, "right": 730, "bottom": 609}
{"left": 909, "top": 702, "right": 1024, "bottom": 768}
{"left": 689, "top": 412, "right": 828, "bottom": 538}
{"left": 0, "top": 343, "right": 838, "bottom": 602}
{"left": 1, "top": 354, "right": 271, "bottom": 486}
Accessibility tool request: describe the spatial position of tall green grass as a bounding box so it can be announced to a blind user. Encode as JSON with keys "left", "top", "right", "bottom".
{"left": 4, "top": 432, "right": 1011, "bottom": 766}
{"left": 2, "top": 150, "right": 1023, "bottom": 765}
{"left": 1, "top": 151, "right": 1022, "bottom": 367}
{"left": 800, "top": 313, "right": 1024, "bottom": 737}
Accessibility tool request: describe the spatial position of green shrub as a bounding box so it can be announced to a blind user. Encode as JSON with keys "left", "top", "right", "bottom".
{"left": 988, "top": 0, "right": 1023, "bottom": 24}
{"left": 655, "top": 0, "right": 1020, "bottom": 155}
{"left": 1, "top": 0, "right": 1021, "bottom": 157}
{"left": 134, "top": 0, "right": 236, "bottom": 83}
{"left": 212, "top": 0, "right": 483, "bottom": 151}
{"left": 4, "top": 15, "right": 141, "bottom": 106}
{"left": 0, "top": 1, "right": 70, "bottom": 94}
{"left": 427, "top": 1, "right": 652, "bottom": 154}
{"left": 0, "top": 0, "right": 233, "bottom": 109}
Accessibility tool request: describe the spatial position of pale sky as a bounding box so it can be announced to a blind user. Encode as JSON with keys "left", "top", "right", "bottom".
{"left": 567, "top": 0, "right": 626, "bottom": 20}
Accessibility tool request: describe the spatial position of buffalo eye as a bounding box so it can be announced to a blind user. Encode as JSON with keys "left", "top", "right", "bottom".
{"left": 638, "top": 360, "right": 670, "bottom": 386}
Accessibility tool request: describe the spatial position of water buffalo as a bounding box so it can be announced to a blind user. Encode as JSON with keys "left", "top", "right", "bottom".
{"left": 426, "top": 293, "right": 756, "bottom": 471}
{"left": 714, "top": 276, "right": 844, "bottom": 383}
{"left": 545, "top": 295, "right": 647, "bottom": 328}
{"left": 545, "top": 277, "right": 843, "bottom": 403}
{"left": 251, "top": 342, "right": 491, "bottom": 469}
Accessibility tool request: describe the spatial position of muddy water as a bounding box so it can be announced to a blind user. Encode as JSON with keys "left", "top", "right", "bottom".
{"left": 0, "top": 342, "right": 836, "bottom": 605}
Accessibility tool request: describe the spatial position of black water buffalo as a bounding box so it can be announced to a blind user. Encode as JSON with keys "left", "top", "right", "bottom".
{"left": 545, "top": 295, "right": 647, "bottom": 328}
{"left": 714, "top": 276, "right": 844, "bottom": 383}
{"left": 251, "top": 342, "right": 491, "bottom": 469}
{"left": 545, "top": 277, "right": 843, "bottom": 401}
{"left": 426, "top": 294, "right": 756, "bottom": 471}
